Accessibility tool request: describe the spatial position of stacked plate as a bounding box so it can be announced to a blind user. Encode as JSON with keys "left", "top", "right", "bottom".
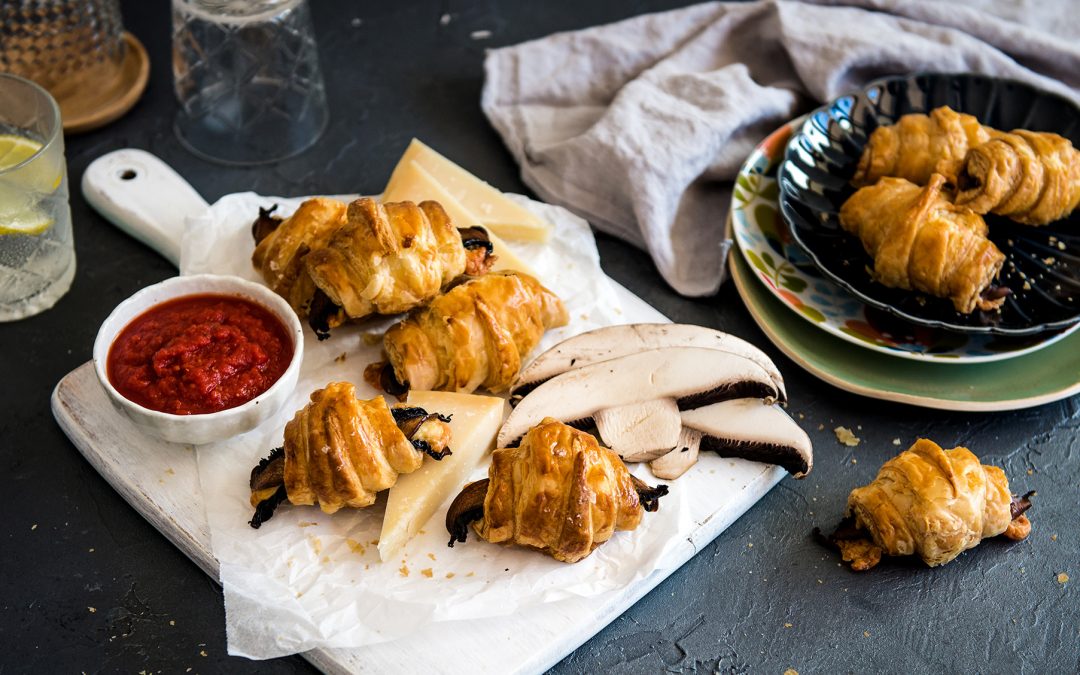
{"left": 729, "top": 73, "right": 1080, "bottom": 411}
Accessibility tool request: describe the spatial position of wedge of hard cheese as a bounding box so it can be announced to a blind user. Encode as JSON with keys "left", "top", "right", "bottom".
{"left": 380, "top": 158, "right": 536, "bottom": 275}
{"left": 378, "top": 390, "right": 507, "bottom": 561}
{"left": 383, "top": 160, "right": 479, "bottom": 230}
{"left": 388, "top": 139, "right": 553, "bottom": 243}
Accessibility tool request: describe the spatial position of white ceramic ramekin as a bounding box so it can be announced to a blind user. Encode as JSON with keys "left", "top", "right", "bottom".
{"left": 93, "top": 274, "right": 303, "bottom": 445}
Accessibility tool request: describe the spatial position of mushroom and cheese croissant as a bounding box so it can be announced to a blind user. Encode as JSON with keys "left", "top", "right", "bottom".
{"left": 251, "top": 197, "right": 495, "bottom": 338}
{"left": 445, "top": 418, "right": 668, "bottom": 563}
{"left": 305, "top": 198, "right": 495, "bottom": 338}
{"left": 822, "top": 439, "right": 1033, "bottom": 571}
{"left": 247, "top": 381, "right": 453, "bottom": 527}
{"left": 252, "top": 197, "right": 349, "bottom": 323}
{"left": 852, "top": 106, "right": 991, "bottom": 187}
{"left": 366, "top": 271, "right": 569, "bottom": 396}
{"left": 839, "top": 174, "right": 1007, "bottom": 314}
{"left": 956, "top": 129, "right": 1080, "bottom": 225}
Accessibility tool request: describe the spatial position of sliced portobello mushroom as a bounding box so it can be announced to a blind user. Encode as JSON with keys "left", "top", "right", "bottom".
{"left": 650, "top": 427, "right": 702, "bottom": 480}
{"left": 594, "top": 397, "right": 682, "bottom": 462}
{"left": 497, "top": 347, "right": 779, "bottom": 448}
{"left": 680, "top": 399, "right": 813, "bottom": 478}
{"left": 510, "top": 323, "right": 786, "bottom": 404}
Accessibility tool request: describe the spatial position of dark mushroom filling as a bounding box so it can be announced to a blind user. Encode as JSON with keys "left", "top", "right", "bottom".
{"left": 364, "top": 360, "right": 409, "bottom": 399}
{"left": 1010, "top": 490, "right": 1035, "bottom": 519}
{"left": 391, "top": 406, "right": 454, "bottom": 460}
{"left": 630, "top": 475, "right": 669, "bottom": 512}
{"left": 307, "top": 288, "right": 338, "bottom": 341}
{"left": 248, "top": 446, "right": 286, "bottom": 529}
{"left": 445, "top": 479, "right": 490, "bottom": 547}
{"left": 980, "top": 285, "right": 1012, "bottom": 303}
{"left": 251, "top": 205, "right": 282, "bottom": 245}
{"left": 458, "top": 226, "right": 494, "bottom": 256}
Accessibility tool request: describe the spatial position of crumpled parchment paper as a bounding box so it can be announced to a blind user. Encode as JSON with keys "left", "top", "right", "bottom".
{"left": 180, "top": 193, "right": 773, "bottom": 658}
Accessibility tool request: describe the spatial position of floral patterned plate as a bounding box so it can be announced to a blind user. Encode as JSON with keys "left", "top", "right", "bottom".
{"left": 730, "top": 119, "right": 1079, "bottom": 363}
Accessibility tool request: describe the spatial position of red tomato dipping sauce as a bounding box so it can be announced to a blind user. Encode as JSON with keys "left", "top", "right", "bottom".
{"left": 107, "top": 294, "right": 293, "bottom": 415}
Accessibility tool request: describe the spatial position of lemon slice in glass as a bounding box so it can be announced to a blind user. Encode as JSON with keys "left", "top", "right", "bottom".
{"left": 0, "top": 134, "right": 44, "bottom": 169}
{"left": 0, "top": 135, "right": 58, "bottom": 236}
{"left": 0, "top": 133, "right": 62, "bottom": 193}
{"left": 0, "top": 208, "right": 53, "bottom": 236}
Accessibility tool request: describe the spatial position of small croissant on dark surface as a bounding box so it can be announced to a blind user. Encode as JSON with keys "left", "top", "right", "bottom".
{"left": 818, "top": 439, "right": 1032, "bottom": 571}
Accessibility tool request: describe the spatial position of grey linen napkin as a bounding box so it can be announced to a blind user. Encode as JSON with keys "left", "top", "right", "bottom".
{"left": 481, "top": 0, "right": 1080, "bottom": 297}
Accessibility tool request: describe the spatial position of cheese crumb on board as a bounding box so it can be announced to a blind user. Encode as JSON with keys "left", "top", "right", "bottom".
{"left": 387, "top": 139, "right": 553, "bottom": 242}
{"left": 378, "top": 391, "right": 507, "bottom": 561}
{"left": 834, "top": 426, "right": 860, "bottom": 447}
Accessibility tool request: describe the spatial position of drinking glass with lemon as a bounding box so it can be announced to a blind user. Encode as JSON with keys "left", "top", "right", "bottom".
{"left": 0, "top": 73, "right": 74, "bottom": 321}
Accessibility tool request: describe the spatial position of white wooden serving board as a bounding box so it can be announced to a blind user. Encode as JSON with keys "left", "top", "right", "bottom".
{"left": 51, "top": 284, "right": 783, "bottom": 675}
{"left": 59, "top": 149, "right": 784, "bottom": 673}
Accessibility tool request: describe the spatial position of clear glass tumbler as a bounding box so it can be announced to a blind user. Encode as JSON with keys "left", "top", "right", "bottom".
{"left": 172, "top": 0, "right": 329, "bottom": 165}
{"left": 0, "top": 73, "right": 74, "bottom": 321}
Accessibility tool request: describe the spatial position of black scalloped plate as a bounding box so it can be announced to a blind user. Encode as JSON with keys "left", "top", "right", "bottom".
{"left": 777, "top": 73, "right": 1080, "bottom": 335}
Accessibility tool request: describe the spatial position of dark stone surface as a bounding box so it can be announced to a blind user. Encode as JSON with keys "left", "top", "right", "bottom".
{"left": 2, "top": 1, "right": 1076, "bottom": 672}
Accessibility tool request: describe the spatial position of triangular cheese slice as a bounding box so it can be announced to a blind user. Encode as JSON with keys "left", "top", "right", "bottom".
{"left": 389, "top": 139, "right": 553, "bottom": 243}
{"left": 383, "top": 160, "right": 481, "bottom": 229}
{"left": 380, "top": 160, "right": 535, "bottom": 275}
{"left": 378, "top": 391, "right": 507, "bottom": 562}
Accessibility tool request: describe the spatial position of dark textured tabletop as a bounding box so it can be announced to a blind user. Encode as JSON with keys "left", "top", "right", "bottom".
{"left": 3, "top": 1, "right": 1077, "bottom": 673}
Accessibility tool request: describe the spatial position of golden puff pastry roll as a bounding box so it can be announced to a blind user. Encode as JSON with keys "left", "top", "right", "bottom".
{"left": 251, "top": 197, "right": 348, "bottom": 320}
{"left": 853, "top": 106, "right": 991, "bottom": 187}
{"left": 304, "top": 198, "right": 494, "bottom": 337}
{"left": 366, "top": 271, "right": 569, "bottom": 395}
{"left": 956, "top": 129, "right": 1080, "bottom": 225}
{"left": 445, "top": 418, "right": 667, "bottom": 563}
{"left": 839, "top": 174, "right": 1007, "bottom": 314}
{"left": 831, "top": 439, "right": 1033, "bottom": 570}
{"left": 247, "top": 382, "right": 452, "bottom": 527}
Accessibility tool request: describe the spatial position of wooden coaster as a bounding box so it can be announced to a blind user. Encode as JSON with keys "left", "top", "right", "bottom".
{"left": 60, "top": 32, "right": 150, "bottom": 135}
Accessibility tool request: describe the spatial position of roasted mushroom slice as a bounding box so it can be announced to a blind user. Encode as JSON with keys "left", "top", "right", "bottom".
{"left": 817, "top": 438, "right": 1033, "bottom": 570}
{"left": 445, "top": 417, "right": 667, "bottom": 563}
{"left": 676, "top": 399, "right": 813, "bottom": 478}
{"left": 510, "top": 323, "right": 786, "bottom": 404}
{"left": 497, "top": 347, "right": 779, "bottom": 449}
{"left": 247, "top": 382, "right": 452, "bottom": 528}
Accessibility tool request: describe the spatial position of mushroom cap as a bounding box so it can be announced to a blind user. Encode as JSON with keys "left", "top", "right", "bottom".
{"left": 510, "top": 323, "right": 786, "bottom": 403}
{"left": 498, "top": 347, "right": 779, "bottom": 448}
{"left": 680, "top": 399, "right": 813, "bottom": 477}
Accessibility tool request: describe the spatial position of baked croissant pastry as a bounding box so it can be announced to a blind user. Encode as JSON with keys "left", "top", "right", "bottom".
{"left": 251, "top": 198, "right": 496, "bottom": 338}
{"left": 852, "top": 106, "right": 991, "bottom": 187}
{"left": 251, "top": 197, "right": 349, "bottom": 328}
{"left": 956, "top": 129, "right": 1080, "bottom": 225}
{"left": 445, "top": 418, "right": 668, "bottom": 563}
{"left": 247, "top": 381, "right": 453, "bottom": 527}
{"left": 820, "top": 439, "right": 1033, "bottom": 571}
{"left": 305, "top": 198, "right": 495, "bottom": 338}
{"left": 365, "top": 271, "right": 569, "bottom": 396}
{"left": 839, "top": 174, "right": 1007, "bottom": 314}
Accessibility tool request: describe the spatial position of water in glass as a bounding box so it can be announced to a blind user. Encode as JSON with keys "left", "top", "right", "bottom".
{"left": 0, "top": 123, "right": 73, "bottom": 321}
